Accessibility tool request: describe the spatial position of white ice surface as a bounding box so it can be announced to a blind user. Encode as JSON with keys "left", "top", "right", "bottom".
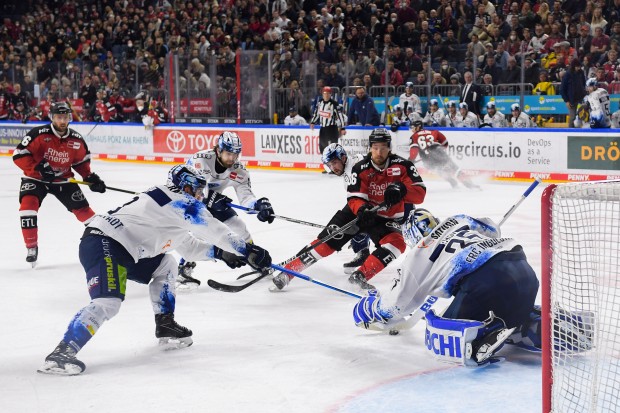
{"left": 0, "top": 158, "right": 542, "bottom": 413}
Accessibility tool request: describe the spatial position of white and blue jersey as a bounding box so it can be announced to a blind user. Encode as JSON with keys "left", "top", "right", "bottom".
{"left": 379, "top": 215, "right": 519, "bottom": 320}
{"left": 187, "top": 149, "right": 258, "bottom": 208}
{"left": 587, "top": 88, "right": 611, "bottom": 129}
{"left": 88, "top": 184, "right": 247, "bottom": 262}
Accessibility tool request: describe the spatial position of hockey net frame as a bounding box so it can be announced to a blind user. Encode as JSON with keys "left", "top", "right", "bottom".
{"left": 541, "top": 181, "right": 620, "bottom": 413}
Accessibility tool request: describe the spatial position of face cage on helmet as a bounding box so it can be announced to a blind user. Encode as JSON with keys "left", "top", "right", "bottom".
{"left": 179, "top": 172, "right": 206, "bottom": 199}
{"left": 50, "top": 112, "right": 73, "bottom": 123}
{"left": 402, "top": 212, "right": 423, "bottom": 248}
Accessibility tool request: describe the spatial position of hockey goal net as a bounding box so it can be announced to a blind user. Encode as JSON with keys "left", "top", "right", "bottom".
{"left": 541, "top": 181, "right": 620, "bottom": 413}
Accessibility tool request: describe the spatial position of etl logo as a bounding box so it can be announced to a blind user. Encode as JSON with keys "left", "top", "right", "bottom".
{"left": 425, "top": 329, "right": 462, "bottom": 358}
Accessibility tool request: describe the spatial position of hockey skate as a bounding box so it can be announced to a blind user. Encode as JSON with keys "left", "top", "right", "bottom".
{"left": 469, "top": 323, "right": 516, "bottom": 365}
{"left": 38, "top": 341, "right": 85, "bottom": 376}
{"left": 26, "top": 246, "right": 38, "bottom": 268}
{"left": 343, "top": 248, "right": 370, "bottom": 274}
{"left": 155, "top": 313, "right": 193, "bottom": 350}
{"left": 177, "top": 261, "right": 200, "bottom": 291}
{"left": 269, "top": 272, "right": 291, "bottom": 292}
{"left": 348, "top": 271, "right": 376, "bottom": 290}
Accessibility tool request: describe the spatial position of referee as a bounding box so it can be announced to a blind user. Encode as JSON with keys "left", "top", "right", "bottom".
{"left": 310, "top": 86, "right": 346, "bottom": 154}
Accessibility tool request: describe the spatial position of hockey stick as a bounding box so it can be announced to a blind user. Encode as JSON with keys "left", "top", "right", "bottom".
{"left": 438, "top": 94, "right": 455, "bottom": 127}
{"left": 207, "top": 268, "right": 272, "bottom": 293}
{"left": 234, "top": 202, "right": 387, "bottom": 280}
{"left": 378, "top": 177, "right": 543, "bottom": 333}
{"left": 228, "top": 203, "right": 325, "bottom": 229}
{"left": 273, "top": 264, "right": 363, "bottom": 299}
{"left": 69, "top": 179, "right": 139, "bottom": 195}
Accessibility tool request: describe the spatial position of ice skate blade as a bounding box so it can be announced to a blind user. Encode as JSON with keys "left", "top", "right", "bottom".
{"left": 158, "top": 336, "right": 193, "bottom": 350}
{"left": 175, "top": 282, "right": 200, "bottom": 292}
{"left": 37, "top": 361, "right": 84, "bottom": 376}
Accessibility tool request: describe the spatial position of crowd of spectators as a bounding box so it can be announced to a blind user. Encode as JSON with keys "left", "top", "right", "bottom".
{"left": 0, "top": 0, "right": 619, "bottom": 124}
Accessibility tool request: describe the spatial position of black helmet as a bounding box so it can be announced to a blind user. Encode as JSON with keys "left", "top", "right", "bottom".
{"left": 368, "top": 127, "right": 391, "bottom": 147}
{"left": 49, "top": 102, "right": 72, "bottom": 115}
{"left": 412, "top": 120, "right": 424, "bottom": 129}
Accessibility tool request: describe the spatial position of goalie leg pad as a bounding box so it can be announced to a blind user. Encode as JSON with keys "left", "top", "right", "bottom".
{"left": 425, "top": 310, "right": 515, "bottom": 368}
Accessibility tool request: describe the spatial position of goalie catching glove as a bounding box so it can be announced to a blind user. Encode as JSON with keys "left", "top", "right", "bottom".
{"left": 204, "top": 190, "right": 232, "bottom": 212}
{"left": 353, "top": 290, "right": 391, "bottom": 328}
{"left": 384, "top": 182, "right": 407, "bottom": 206}
{"left": 254, "top": 197, "right": 275, "bottom": 223}
{"left": 84, "top": 173, "right": 106, "bottom": 193}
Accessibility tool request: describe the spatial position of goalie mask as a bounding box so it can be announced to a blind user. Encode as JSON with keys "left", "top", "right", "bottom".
{"left": 402, "top": 210, "right": 424, "bottom": 247}
{"left": 414, "top": 208, "right": 440, "bottom": 237}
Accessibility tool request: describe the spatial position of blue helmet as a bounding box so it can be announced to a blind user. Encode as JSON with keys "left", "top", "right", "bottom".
{"left": 217, "top": 131, "right": 242, "bottom": 154}
{"left": 586, "top": 77, "right": 598, "bottom": 89}
{"left": 168, "top": 164, "right": 207, "bottom": 196}
{"left": 322, "top": 143, "right": 347, "bottom": 164}
{"left": 402, "top": 210, "right": 424, "bottom": 247}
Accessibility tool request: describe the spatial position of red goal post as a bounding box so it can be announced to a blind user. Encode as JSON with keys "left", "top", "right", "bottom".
{"left": 541, "top": 181, "right": 620, "bottom": 413}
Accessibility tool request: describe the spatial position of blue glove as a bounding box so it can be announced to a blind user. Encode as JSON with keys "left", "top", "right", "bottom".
{"left": 84, "top": 172, "right": 106, "bottom": 193}
{"left": 353, "top": 290, "right": 389, "bottom": 329}
{"left": 254, "top": 197, "right": 275, "bottom": 223}
{"left": 243, "top": 243, "right": 272, "bottom": 271}
{"left": 214, "top": 247, "right": 246, "bottom": 269}
{"left": 204, "top": 190, "right": 232, "bottom": 212}
{"left": 384, "top": 182, "right": 407, "bottom": 207}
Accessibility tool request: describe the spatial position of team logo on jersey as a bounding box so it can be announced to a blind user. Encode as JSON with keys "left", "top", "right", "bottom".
{"left": 229, "top": 172, "right": 237, "bottom": 180}
{"left": 44, "top": 137, "right": 52, "bottom": 142}
{"left": 21, "top": 183, "right": 36, "bottom": 191}
{"left": 67, "top": 141, "right": 81, "bottom": 149}
{"left": 71, "top": 191, "right": 86, "bottom": 202}
{"left": 387, "top": 167, "right": 401, "bottom": 176}
{"left": 194, "top": 162, "right": 203, "bottom": 170}
{"left": 166, "top": 130, "right": 186, "bottom": 153}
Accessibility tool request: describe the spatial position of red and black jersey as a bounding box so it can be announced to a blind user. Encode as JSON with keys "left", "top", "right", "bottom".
{"left": 410, "top": 129, "right": 449, "bottom": 160}
{"left": 13, "top": 124, "right": 92, "bottom": 182}
{"left": 347, "top": 153, "right": 426, "bottom": 220}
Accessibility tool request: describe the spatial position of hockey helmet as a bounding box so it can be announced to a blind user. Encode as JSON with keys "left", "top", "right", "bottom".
{"left": 322, "top": 142, "right": 347, "bottom": 165}
{"left": 429, "top": 99, "right": 439, "bottom": 106}
{"left": 487, "top": 101, "right": 496, "bottom": 109}
{"left": 368, "top": 127, "right": 392, "bottom": 147}
{"left": 135, "top": 91, "right": 147, "bottom": 101}
{"left": 585, "top": 77, "right": 598, "bottom": 89}
{"left": 405, "top": 81, "right": 414, "bottom": 89}
{"left": 217, "top": 131, "right": 242, "bottom": 154}
{"left": 511, "top": 103, "right": 521, "bottom": 111}
{"left": 393, "top": 104, "right": 402, "bottom": 112}
{"left": 413, "top": 208, "right": 440, "bottom": 237}
{"left": 411, "top": 120, "right": 424, "bottom": 130}
{"left": 446, "top": 100, "right": 457, "bottom": 108}
{"left": 168, "top": 164, "right": 206, "bottom": 197}
{"left": 49, "top": 102, "right": 72, "bottom": 122}
{"left": 402, "top": 210, "right": 424, "bottom": 247}
{"left": 459, "top": 102, "right": 468, "bottom": 110}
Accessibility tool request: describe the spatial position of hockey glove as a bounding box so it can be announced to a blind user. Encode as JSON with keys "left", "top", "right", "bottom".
{"left": 353, "top": 290, "right": 389, "bottom": 329}
{"left": 214, "top": 247, "right": 247, "bottom": 269}
{"left": 35, "top": 159, "right": 56, "bottom": 182}
{"left": 254, "top": 197, "right": 275, "bottom": 223}
{"left": 243, "top": 243, "right": 272, "bottom": 272}
{"left": 204, "top": 190, "right": 232, "bottom": 212}
{"left": 390, "top": 121, "right": 400, "bottom": 132}
{"left": 84, "top": 173, "right": 107, "bottom": 193}
{"left": 384, "top": 182, "right": 407, "bottom": 207}
{"left": 357, "top": 204, "right": 378, "bottom": 228}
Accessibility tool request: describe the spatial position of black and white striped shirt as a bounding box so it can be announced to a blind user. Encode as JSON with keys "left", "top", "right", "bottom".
{"left": 310, "top": 98, "right": 346, "bottom": 128}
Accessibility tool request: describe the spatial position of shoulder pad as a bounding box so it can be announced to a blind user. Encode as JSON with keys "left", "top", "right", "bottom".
{"left": 68, "top": 129, "right": 84, "bottom": 140}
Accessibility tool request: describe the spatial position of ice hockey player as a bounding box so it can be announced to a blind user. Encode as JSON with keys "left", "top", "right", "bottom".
{"left": 390, "top": 104, "right": 410, "bottom": 132}
{"left": 399, "top": 82, "right": 422, "bottom": 116}
{"left": 180, "top": 131, "right": 275, "bottom": 287}
{"left": 320, "top": 143, "right": 371, "bottom": 274}
{"left": 271, "top": 128, "right": 426, "bottom": 291}
{"left": 354, "top": 209, "right": 594, "bottom": 366}
{"left": 38, "top": 165, "right": 272, "bottom": 376}
{"left": 582, "top": 78, "right": 611, "bottom": 129}
{"left": 445, "top": 100, "right": 459, "bottom": 127}
{"left": 422, "top": 99, "right": 447, "bottom": 127}
{"left": 12, "top": 101, "right": 107, "bottom": 267}
{"left": 481, "top": 101, "right": 508, "bottom": 128}
{"left": 353, "top": 209, "right": 539, "bottom": 367}
{"left": 409, "top": 121, "right": 481, "bottom": 190}
{"left": 456, "top": 102, "right": 480, "bottom": 128}
{"left": 510, "top": 103, "right": 536, "bottom": 128}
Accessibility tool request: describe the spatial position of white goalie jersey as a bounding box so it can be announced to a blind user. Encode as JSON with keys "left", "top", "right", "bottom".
{"left": 87, "top": 185, "right": 246, "bottom": 263}
{"left": 378, "top": 215, "right": 519, "bottom": 321}
{"left": 187, "top": 149, "right": 258, "bottom": 208}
